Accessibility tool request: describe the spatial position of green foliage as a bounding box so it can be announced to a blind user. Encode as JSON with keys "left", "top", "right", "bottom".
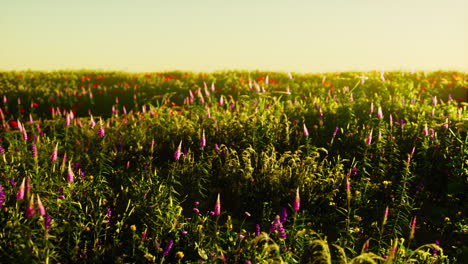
{"left": 0, "top": 70, "right": 466, "bottom": 263}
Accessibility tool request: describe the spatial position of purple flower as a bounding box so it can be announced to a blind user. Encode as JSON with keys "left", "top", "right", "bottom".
{"left": 9, "top": 177, "right": 16, "bottom": 187}
{"left": 31, "top": 142, "right": 38, "bottom": 159}
{"left": 163, "top": 240, "right": 174, "bottom": 256}
{"left": 0, "top": 145, "right": 5, "bottom": 155}
{"left": 270, "top": 216, "right": 287, "bottom": 239}
{"left": 0, "top": 185, "right": 5, "bottom": 208}
{"left": 105, "top": 208, "right": 112, "bottom": 225}
{"left": 255, "top": 224, "right": 261, "bottom": 236}
{"left": 333, "top": 126, "right": 339, "bottom": 137}
{"left": 280, "top": 208, "right": 288, "bottom": 223}
{"left": 44, "top": 214, "right": 52, "bottom": 231}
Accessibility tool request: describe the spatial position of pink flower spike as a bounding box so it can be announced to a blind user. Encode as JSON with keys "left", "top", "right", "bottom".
{"left": 174, "top": 141, "right": 182, "bottom": 160}
{"left": 214, "top": 193, "right": 221, "bottom": 216}
{"left": 51, "top": 143, "right": 58, "bottom": 162}
{"left": 365, "top": 129, "right": 373, "bottom": 145}
{"left": 200, "top": 130, "right": 206, "bottom": 147}
{"left": 303, "top": 124, "right": 309, "bottom": 137}
{"left": 67, "top": 161, "right": 75, "bottom": 183}
{"left": 37, "top": 194, "right": 46, "bottom": 216}
{"left": 377, "top": 106, "right": 383, "bottom": 119}
{"left": 17, "top": 177, "right": 26, "bottom": 200}
{"left": 383, "top": 206, "right": 389, "bottom": 226}
{"left": 293, "top": 187, "right": 300, "bottom": 212}
{"left": 25, "top": 195, "right": 35, "bottom": 219}
{"left": 443, "top": 118, "right": 449, "bottom": 129}
{"left": 423, "top": 123, "right": 429, "bottom": 136}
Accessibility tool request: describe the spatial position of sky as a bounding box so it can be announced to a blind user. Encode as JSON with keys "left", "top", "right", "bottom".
{"left": 1, "top": 0, "right": 467, "bottom": 73}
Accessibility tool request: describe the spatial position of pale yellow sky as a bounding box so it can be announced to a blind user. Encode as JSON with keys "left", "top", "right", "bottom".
{"left": 1, "top": 0, "right": 467, "bottom": 73}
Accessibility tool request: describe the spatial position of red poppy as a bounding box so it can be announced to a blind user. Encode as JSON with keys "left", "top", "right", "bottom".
{"left": 20, "top": 107, "right": 26, "bottom": 113}
{"left": 32, "top": 102, "right": 40, "bottom": 107}
{"left": 9, "top": 120, "right": 18, "bottom": 127}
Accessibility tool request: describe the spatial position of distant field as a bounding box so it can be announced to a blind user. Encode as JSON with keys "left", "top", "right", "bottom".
{"left": 0, "top": 70, "right": 466, "bottom": 263}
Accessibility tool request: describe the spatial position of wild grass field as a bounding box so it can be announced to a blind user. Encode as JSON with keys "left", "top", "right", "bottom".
{"left": 0, "top": 70, "right": 466, "bottom": 263}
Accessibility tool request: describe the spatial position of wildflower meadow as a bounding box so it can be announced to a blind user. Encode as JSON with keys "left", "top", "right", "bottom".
{"left": 0, "top": 70, "right": 466, "bottom": 263}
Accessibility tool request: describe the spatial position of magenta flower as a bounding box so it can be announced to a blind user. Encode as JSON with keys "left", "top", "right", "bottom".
{"left": 37, "top": 194, "right": 46, "bottom": 216}
{"left": 365, "top": 129, "right": 373, "bottom": 145}
{"left": 174, "top": 141, "right": 182, "bottom": 160}
{"left": 200, "top": 130, "right": 206, "bottom": 147}
{"left": 423, "top": 123, "right": 429, "bottom": 137}
{"left": 333, "top": 126, "right": 339, "bottom": 138}
{"left": 303, "top": 124, "right": 309, "bottom": 137}
{"left": 280, "top": 207, "right": 288, "bottom": 223}
{"left": 293, "top": 187, "right": 300, "bottom": 212}
{"left": 377, "top": 106, "right": 383, "bottom": 119}
{"left": 16, "top": 177, "right": 26, "bottom": 200}
{"left": 67, "top": 162, "right": 75, "bottom": 183}
{"left": 163, "top": 240, "right": 174, "bottom": 256}
{"left": 383, "top": 206, "right": 389, "bottom": 226}
{"left": 255, "top": 224, "right": 261, "bottom": 236}
{"left": 443, "top": 118, "right": 449, "bottom": 129}
{"left": 0, "top": 184, "right": 5, "bottom": 208}
{"left": 90, "top": 115, "right": 96, "bottom": 128}
{"left": 25, "top": 195, "right": 35, "bottom": 219}
{"left": 51, "top": 143, "right": 58, "bottom": 162}
{"left": 409, "top": 216, "right": 417, "bottom": 239}
{"left": 98, "top": 126, "right": 105, "bottom": 138}
{"left": 214, "top": 193, "right": 221, "bottom": 216}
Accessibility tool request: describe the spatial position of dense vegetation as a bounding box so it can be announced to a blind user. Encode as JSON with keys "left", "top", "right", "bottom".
{"left": 0, "top": 70, "right": 466, "bottom": 263}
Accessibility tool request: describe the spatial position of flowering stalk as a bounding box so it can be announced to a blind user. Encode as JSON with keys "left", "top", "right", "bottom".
{"left": 17, "top": 177, "right": 26, "bottom": 200}
{"left": 51, "top": 143, "right": 58, "bottom": 162}
{"left": 200, "top": 129, "right": 206, "bottom": 147}
{"left": 163, "top": 240, "right": 174, "bottom": 256}
{"left": 214, "top": 193, "right": 221, "bottom": 216}
{"left": 303, "top": 124, "right": 309, "bottom": 137}
{"left": 377, "top": 106, "right": 383, "bottom": 119}
{"left": 0, "top": 184, "right": 5, "bottom": 208}
{"left": 26, "top": 195, "right": 35, "bottom": 219}
{"left": 423, "top": 123, "right": 429, "bottom": 137}
{"left": 174, "top": 141, "right": 182, "bottom": 160}
{"left": 37, "top": 194, "right": 46, "bottom": 216}
{"left": 365, "top": 129, "right": 373, "bottom": 145}
{"left": 67, "top": 161, "right": 75, "bottom": 183}
{"left": 293, "top": 187, "right": 300, "bottom": 212}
